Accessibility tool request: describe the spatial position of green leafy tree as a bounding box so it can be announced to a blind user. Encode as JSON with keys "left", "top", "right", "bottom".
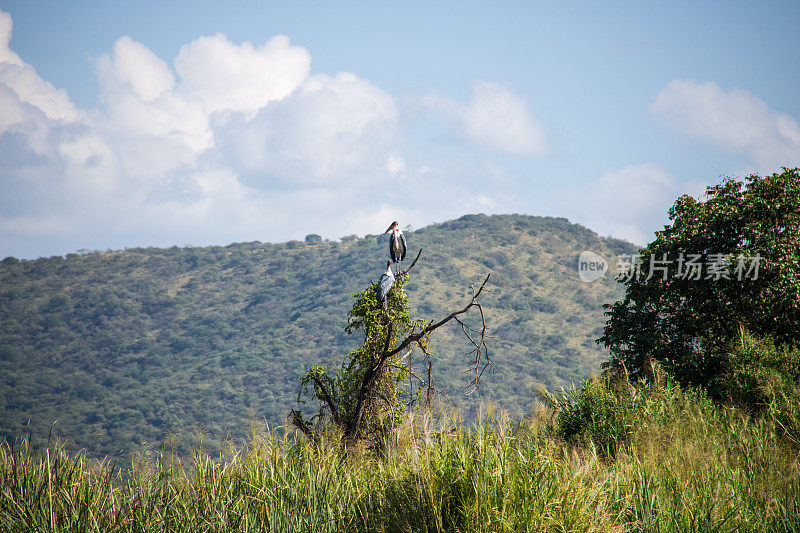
{"left": 599, "top": 168, "right": 800, "bottom": 388}
{"left": 292, "top": 252, "right": 492, "bottom": 444}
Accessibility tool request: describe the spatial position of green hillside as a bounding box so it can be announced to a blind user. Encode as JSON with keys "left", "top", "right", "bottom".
{"left": 0, "top": 214, "right": 635, "bottom": 460}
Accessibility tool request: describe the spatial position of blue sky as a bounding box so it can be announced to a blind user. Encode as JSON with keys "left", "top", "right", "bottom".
{"left": 1, "top": 1, "right": 799, "bottom": 258}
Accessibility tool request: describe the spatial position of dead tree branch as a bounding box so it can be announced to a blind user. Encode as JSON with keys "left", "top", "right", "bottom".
{"left": 397, "top": 249, "right": 423, "bottom": 276}
{"left": 346, "top": 274, "right": 491, "bottom": 441}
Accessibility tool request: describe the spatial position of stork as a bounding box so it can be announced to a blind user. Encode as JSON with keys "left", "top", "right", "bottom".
{"left": 384, "top": 221, "right": 407, "bottom": 273}
{"left": 376, "top": 260, "right": 395, "bottom": 307}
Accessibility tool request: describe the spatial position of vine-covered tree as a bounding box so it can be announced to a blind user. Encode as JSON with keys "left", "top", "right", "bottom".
{"left": 599, "top": 168, "right": 800, "bottom": 388}
{"left": 292, "top": 251, "right": 492, "bottom": 445}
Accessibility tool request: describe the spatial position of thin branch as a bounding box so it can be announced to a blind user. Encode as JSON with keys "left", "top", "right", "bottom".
{"left": 364, "top": 274, "right": 490, "bottom": 413}
{"left": 384, "top": 273, "right": 491, "bottom": 360}
{"left": 459, "top": 294, "right": 496, "bottom": 395}
{"left": 381, "top": 272, "right": 493, "bottom": 406}
{"left": 398, "top": 249, "right": 423, "bottom": 276}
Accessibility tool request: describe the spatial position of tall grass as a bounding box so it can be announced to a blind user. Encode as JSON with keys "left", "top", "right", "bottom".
{"left": 2, "top": 383, "right": 798, "bottom": 532}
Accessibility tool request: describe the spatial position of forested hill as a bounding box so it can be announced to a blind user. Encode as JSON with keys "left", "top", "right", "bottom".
{"left": 0, "top": 214, "right": 636, "bottom": 460}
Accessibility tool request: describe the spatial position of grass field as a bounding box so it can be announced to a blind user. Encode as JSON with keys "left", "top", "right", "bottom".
{"left": 1, "top": 379, "right": 798, "bottom": 532}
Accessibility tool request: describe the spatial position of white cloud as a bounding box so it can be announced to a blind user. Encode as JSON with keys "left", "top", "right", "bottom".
{"left": 0, "top": 62, "right": 78, "bottom": 123}
{"left": 651, "top": 80, "right": 800, "bottom": 170}
{"left": 58, "top": 134, "right": 119, "bottom": 193}
{"left": 0, "top": 9, "right": 409, "bottom": 258}
{"left": 174, "top": 33, "right": 310, "bottom": 114}
{"left": 97, "top": 37, "right": 174, "bottom": 102}
{"left": 94, "top": 32, "right": 311, "bottom": 157}
{"left": 423, "top": 82, "right": 548, "bottom": 156}
{"left": 461, "top": 82, "right": 549, "bottom": 156}
{"left": 0, "top": 11, "right": 77, "bottom": 123}
{"left": 97, "top": 37, "right": 203, "bottom": 154}
{"left": 564, "top": 163, "right": 678, "bottom": 245}
{"left": 0, "top": 10, "right": 20, "bottom": 64}
{"left": 0, "top": 82, "right": 35, "bottom": 132}
{"left": 215, "top": 71, "right": 399, "bottom": 187}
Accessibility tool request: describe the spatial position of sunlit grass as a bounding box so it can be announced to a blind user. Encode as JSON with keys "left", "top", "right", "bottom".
{"left": 2, "top": 383, "right": 798, "bottom": 532}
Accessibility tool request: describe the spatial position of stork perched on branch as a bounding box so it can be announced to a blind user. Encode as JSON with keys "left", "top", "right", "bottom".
{"left": 376, "top": 260, "right": 395, "bottom": 307}
{"left": 384, "top": 221, "right": 407, "bottom": 273}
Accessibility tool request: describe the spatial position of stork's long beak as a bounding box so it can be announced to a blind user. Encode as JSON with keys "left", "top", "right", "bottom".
{"left": 384, "top": 223, "right": 394, "bottom": 234}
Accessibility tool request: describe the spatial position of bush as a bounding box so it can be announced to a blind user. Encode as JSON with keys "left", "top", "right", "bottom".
{"left": 719, "top": 328, "right": 800, "bottom": 444}
{"left": 539, "top": 377, "right": 636, "bottom": 457}
{"left": 720, "top": 329, "right": 799, "bottom": 408}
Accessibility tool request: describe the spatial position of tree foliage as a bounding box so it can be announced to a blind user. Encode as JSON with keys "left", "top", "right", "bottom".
{"left": 599, "top": 168, "right": 800, "bottom": 388}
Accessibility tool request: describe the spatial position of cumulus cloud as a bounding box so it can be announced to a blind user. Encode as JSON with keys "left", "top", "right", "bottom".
{"left": 652, "top": 80, "right": 800, "bottom": 171}
{"left": 98, "top": 37, "right": 175, "bottom": 102}
{"left": 94, "top": 32, "right": 309, "bottom": 156}
{"left": 0, "top": 8, "right": 77, "bottom": 172}
{"left": 215, "top": 72, "right": 398, "bottom": 188}
{"left": 0, "top": 8, "right": 411, "bottom": 258}
{"left": 423, "top": 82, "right": 548, "bottom": 156}
{"left": 0, "top": 11, "right": 77, "bottom": 123}
{"left": 175, "top": 34, "right": 310, "bottom": 114}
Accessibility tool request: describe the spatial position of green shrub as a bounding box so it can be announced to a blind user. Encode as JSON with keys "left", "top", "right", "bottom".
{"left": 720, "top": 329, "right": 797, "bottom": 407}
{"left": 539, "top": 377, "right": 636, "bottom": 456}
{"left": 719, "top": 328, "right": 800, "bottom": 444}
